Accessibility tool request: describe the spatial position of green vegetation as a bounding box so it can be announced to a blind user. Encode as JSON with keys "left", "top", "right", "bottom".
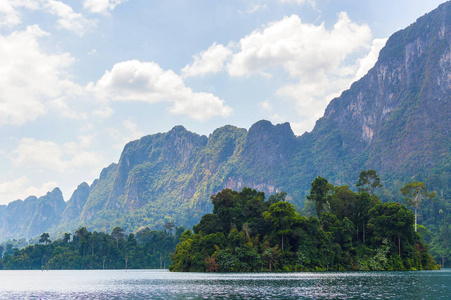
{"left": 0, "top": 226, "right": 184, "bottom": 270}
{"left": 170, "top": 173, "right": 439, "bottom": 272}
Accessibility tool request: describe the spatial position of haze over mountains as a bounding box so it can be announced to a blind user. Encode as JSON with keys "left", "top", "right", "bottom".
{"left": 0, "top": 1, "right": 450, "bottom": 242}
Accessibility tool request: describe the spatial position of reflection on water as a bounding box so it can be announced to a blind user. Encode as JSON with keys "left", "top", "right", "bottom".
{"left": 0, "top": 269, "right": 450, "bottom": 299}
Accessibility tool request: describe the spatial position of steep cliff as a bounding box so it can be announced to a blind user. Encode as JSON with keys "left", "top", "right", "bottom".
{"left": 308, "top": 1, "right": 450, "bottom": 183}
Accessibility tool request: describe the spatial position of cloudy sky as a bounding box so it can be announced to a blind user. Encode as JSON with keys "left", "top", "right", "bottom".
{"left": 0, "top": 0, "right": 445, "bottom": 205}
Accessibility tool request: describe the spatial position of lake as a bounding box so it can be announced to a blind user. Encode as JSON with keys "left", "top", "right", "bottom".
{"left": 0, "top": 269, "right": 450, "bottom": 299}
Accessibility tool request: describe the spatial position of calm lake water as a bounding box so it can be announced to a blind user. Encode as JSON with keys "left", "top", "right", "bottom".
{"left": 0, "top": 269, "right": 450, "bottom": 299}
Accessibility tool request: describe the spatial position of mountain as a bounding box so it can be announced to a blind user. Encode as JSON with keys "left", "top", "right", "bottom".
{"left": 0, "top": 1, "right": 450, "bottom": 242}
{"left": 0, "top": 188, "right": 65, "bottom": 241}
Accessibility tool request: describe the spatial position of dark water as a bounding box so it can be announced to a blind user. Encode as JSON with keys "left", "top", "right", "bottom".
{"left": 0, "top": 269, "right": 450, "bottom": 299}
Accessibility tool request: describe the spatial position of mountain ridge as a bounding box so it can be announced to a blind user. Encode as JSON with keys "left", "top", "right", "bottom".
{"left": 0, "top": 1, "right": 450, "bottom": 242}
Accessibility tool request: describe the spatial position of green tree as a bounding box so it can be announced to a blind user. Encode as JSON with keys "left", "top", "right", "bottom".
{"left": 63, "top": 233, "right": 71, "bottom": 243}
{"left": 266, "top": 191, "right": 287, "bottom": 206}
{"left": 400, "top": 182, "right": 436, "bottom": 232}
{"left": 163, "top": 222, "right": 175, "bottom": 235}
{"left": 39, "top": 233, "right": 51, "bottom": 245}
{"left": 262, "top": 244, "right": 281, "bottom": 272}
{"left": 357, "top": 170, "right": 382, "bottom": 195}
{"left": 368, "top": 202, "right": 415, "bottom": 257}
{"left": 307, "top": 176, "right": 334, "bottom": 218}
{"left": 353, "top": 192, "right": 380, "bottom": 244}
{"left": 193, "top": 214, "right": 223, "bottom": 235}
{"left": 263, "top": 201, "right": 297, "bottom": 251}
{"left": 111, "top": 227, "right": 125, "bottom": 247}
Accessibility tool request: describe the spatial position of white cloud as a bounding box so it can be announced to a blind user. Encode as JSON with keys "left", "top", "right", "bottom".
{"left": 50, "top": 98, "right": 88, "bottom": 120}
{"left": 122, "top": 120, "right": 144, "bottom": 142}
{"left": 182, "top": 43, "right": 233, "bottom": 78}
{"left": 0, "top": 0, "right": 39, "bottom": 28}
{"left": 0, "top": 176, "right": 58, "bottom": 204}
{"left": 353, "top": 38, "right": 388, "bottom": 81}
{"left": 279, "top": 0, "right": 316, "bottom": 7}
{"left": 258, "top": 100, "right": 272, "bottom": 111}
{"left": 0, "top": 25, "right": 79, "bottom": 126}
{"left": 226, "top": 13, "right": 373, "bottom": 134}
{"left": 10, "top": 137, "right": 107, "bottom": 173}
{"left": 93, "top": 106, "right": 114, "bottom": 118}
{"left": 83, "top": 0, "right": 128, "bottom": 14}
{"left": 228, "top": 13, "right": 372, "bottom": 78}
{"left": 0, "top": 1, "right": 95, "bottom": 34}
{"left": 107, "top": 119, "right": 145, "bottom": 149}
{"left": 89, "top": 60, "right": 233, "bottom": 121}
{"left": 238, "top": 3, "right": 268, "bottom": 14}
{"left": 44, "top": 0, "right": 96, "bottom": 35}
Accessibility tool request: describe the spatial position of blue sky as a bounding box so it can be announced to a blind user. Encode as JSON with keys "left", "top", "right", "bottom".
{"left": 0, "top": 0, "right": 446, "bottom": 204}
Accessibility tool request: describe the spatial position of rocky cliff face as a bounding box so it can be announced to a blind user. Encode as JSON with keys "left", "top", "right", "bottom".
{"left": 309, "top": 1, "right": 450, "bottom": 180}
{"left": 0, "top": 188, "right": 65, "bottom": 241}
{"left": 1, "top": 2, "right": 450, "bottom": 242}
{"left": 60, "top": 183, "right": 90, "bottom": 231}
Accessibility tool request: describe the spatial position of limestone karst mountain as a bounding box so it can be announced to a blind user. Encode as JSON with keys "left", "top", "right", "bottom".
{"left": 0, "top": 1, "right": 449, "bottom": 241}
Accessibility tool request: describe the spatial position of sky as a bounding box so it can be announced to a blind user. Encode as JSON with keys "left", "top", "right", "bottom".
{"left": 0, "top": 0, "right": 446, "bottom": 205}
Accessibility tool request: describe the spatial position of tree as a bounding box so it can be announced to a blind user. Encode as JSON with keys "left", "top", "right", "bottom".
{"left": 266, "top": 191, "right": 287, "bottom": 206}
{"left": 39, "top": 233, "right": 51, "bottom": 245}
{"left": 351, "top": 191, "right": 380, "bottom": 244}
{"left": 263, "top": 201, "right": 297, "bottom": 250}
{"left": 193, "top": 214, "right": 223, "bottom": 235}
{"left": 307, "top": 176, "right": 334, "bottom": 218}
{"left": 163, "top": 222, "right": 175, "bottom": 235}
{"left": 357, "top": 170, "right": 382, "bottom": 195}
{"left": 368, "top": 202, "right": 415, "bottom": 257}
{"left": 75, "top": 227, "right": 90, "bottom": 258}
{"left": 63, "top": 233, "right": 71, "bottom": 243}
{"left": 111, "top": 227, "right": 125, "bottom": 247}
{"left": 401, "top": 182, "right": 436, "bottom": 232}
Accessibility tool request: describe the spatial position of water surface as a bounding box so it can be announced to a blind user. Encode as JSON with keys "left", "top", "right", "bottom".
{"left": 0, "top": 269, "right": 450, "bottom": 299}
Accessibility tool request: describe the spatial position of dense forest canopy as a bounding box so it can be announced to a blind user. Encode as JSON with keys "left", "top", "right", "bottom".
{"left": 0, "top": 226, "right": 184, "bottom": 270}
{"left": 170, "top": 172, "right": 440, "bottom": 272}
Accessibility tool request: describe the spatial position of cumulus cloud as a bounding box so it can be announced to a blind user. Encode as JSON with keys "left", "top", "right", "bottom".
{"left": 44, "top": 0, "right": 96, "bottom": 35}
{"left": 0, "top": 176, "right": 58, "bottom": 204}
{"left": 0, "top": 0, "right": 39, "bottom": 27}
{"left": 228, "top": 13, "right": 372, "bottom": 78}
{"left": 0, "top": 25, "right": 80, "bottom": 126}
{"left": 0, "top": 1, "right": 95, "bottom": 34}
{"left": 10, "top": 137, "right": 107, "bottom": 173}
{"left": 89, "top": 60, "right": 233, "bottom": 121}
{"left": 182, "top": 43, "right": 233, "bottom": 78}
{"left": 83, "top": 0, "right": 128, "bottom": 14}
{"left": 223, "top": 13, "right": 374, "bottom": 134}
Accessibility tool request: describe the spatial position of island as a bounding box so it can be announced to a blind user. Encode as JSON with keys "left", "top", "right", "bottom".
{"left": 170, "top": 173, "right": 439, "bottom": 272}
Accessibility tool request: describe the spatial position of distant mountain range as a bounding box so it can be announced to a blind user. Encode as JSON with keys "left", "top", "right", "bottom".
{"left": 1, "top": 1, "right": 450, "bottom": 242}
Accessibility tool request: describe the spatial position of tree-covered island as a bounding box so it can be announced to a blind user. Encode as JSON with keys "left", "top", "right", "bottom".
{"left": 170, "top": 172, "right": 439, "bottom": 272}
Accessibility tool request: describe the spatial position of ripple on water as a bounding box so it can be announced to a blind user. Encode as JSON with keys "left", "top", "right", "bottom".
{"left": 0, "top": 269, "right": 450, "bottom": 299}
